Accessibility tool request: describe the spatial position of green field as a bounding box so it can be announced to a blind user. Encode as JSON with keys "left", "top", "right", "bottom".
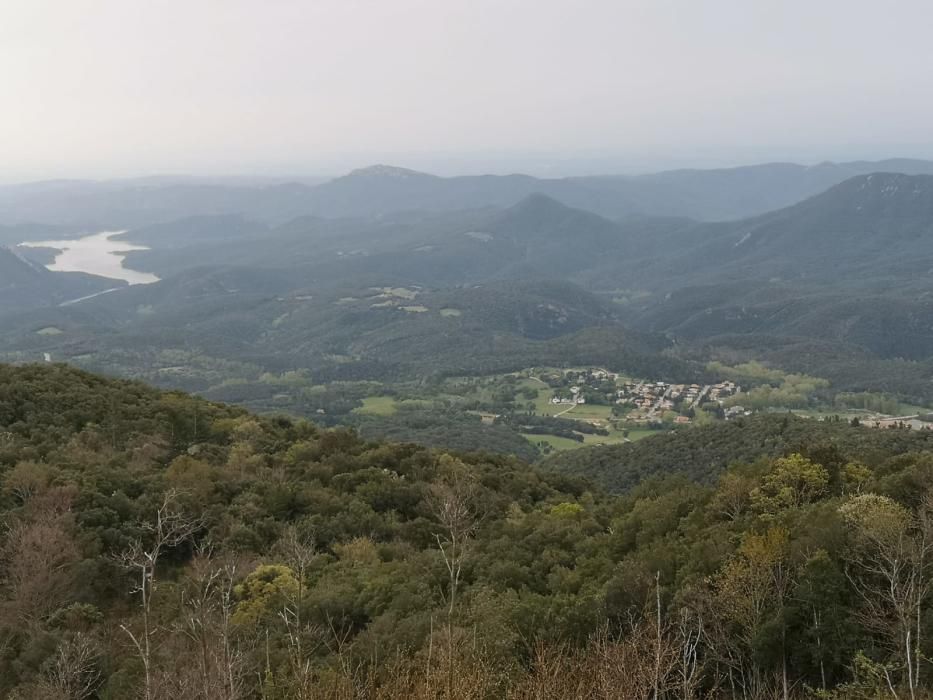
{"left": 355, "top": 395, "right": 440, "bottom": 416}
{"left": 354, "top": 396, "right": 398, "bottom": 416}
{"left": 624, "top": 428, "right": 656, "bottom": 442}
{"left": 521, "top": 433, "right": 587, "bottom": 451}
{"left": 522, "top": 428, "right": 654, "bottom": 453}
{"left": 347, "top": 370, "right": 675, "bottom": 455}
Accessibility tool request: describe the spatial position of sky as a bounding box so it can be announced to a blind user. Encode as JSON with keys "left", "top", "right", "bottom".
{"left": 2, "top": 0, "right": 933, "bottom": 181}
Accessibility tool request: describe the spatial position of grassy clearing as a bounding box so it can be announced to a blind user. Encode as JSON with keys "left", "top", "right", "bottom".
{"left": 567, "top": 404, "right": 613, "bottom": 422}
{"left": 579, "top": 433, "right": 626, "bottom": 447}
{"left": 524, "top": 429, "right": 646, "bottom": 453}
{"left": 354, "top": 396, "right": 398, "bottom": 416}
{"left": 379, "top": 287, "right": 418, "bottom": 300}
{"left": 899, "top": 402, "right": 932, "bottom": 415}
{"left": 624, "top": 428, "right": 656, "bottom": 442}
{"left": 522, "top": 433, "right": 586, "bottom": 452}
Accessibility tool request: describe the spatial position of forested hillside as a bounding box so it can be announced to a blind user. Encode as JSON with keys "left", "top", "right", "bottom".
{"left": 5, "top": 172, "right": 933, "bottom": 415}
{"left": 623, "top": 173, "right": 933, "bottom": 361}
{"left": 0, "top": 275, "right": 696, "bottom": 391}
{"left": 0, "top": 247, "right": 121, "bottom": 314}
{"left": 544, "top": 413, "right": 933, "bottom": 492}
{"left": 6, "top": 365, "right": 933, "bottom": 697}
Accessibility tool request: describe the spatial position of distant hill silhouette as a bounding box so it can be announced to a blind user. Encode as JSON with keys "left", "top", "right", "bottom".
{"left": 7, "top": 159, "right": 933, "bottom": 228}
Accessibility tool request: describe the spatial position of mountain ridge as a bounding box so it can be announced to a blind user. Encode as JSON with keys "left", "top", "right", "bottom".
{"left": 7, "top": 158, "right": 933, "bottom": 229}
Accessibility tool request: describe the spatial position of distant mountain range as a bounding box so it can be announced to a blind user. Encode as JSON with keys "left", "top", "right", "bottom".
{"left": 627, "top": 172, "right": 933, "bottom": 287}
{"left": 619, "top": 173, "right": 933, "bottom": 359}
{"left": 3, "top": 164, "right": 933, "bottom": 403}
{"left": 6, "top": 159, "right": 933, "bottom": 229}
{"left": 120, "top": 170, "right": 933, "bottom": 288}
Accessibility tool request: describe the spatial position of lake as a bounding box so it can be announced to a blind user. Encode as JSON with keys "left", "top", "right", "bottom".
{"left": 19, "top": 231, "right": 160, "bottom": 285}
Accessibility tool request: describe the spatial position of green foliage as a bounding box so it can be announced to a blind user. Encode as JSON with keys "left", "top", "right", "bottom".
{"left": 544, "top": 413, "right": 933, "bottom": 493}
{"left": 233, "top": 564, "right": 299, "bottom": 625}
{"left": 752, "top": 454, "right": 830, "bottom": 512}
{"left": 3, "top": 363, "right": 933, "bottom": 697}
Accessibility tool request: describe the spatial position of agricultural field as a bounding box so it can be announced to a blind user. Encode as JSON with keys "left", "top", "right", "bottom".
{"left": 159, "top": 361, "right": 931, "bottom": 461}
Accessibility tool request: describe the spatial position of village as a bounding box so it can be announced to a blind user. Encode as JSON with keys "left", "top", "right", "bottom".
{"left": 614, "top": 378, "right": 745, "bottom": 423}
{"left": 539, "top": 367, "right": 746, "bottom": 426}
{"left": 535, "top": 366, "right": 933, "bottom": 436}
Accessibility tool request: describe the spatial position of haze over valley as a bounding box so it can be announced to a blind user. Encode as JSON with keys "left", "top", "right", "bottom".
{"left": 5, "top": 159, "right": 933, "bottom": 453}
{"left": 6, "top": 2, "right": 933, "bottom": 698}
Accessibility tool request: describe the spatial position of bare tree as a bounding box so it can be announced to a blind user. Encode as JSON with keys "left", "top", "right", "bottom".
{"left": 7, "top": 633, "right": 102, "bottom": 700}
{"left": 507, "top": 588, "right": 686, "bottom": 698}
{"left": 276, "top": 526, "right": 321, "bottom": 698}
{"left": 428, "top": 459, "right": 481, "bottom": 698}
{"left": 674, "top": 607, "right": 707, "bottom": 699}
{"left": 45, "top": 633, "right": 102, "bottom": 700}
{"left": 0, "top": 487, "right": 79, "bottom": 626}
{"left": 177, "top": 543, "right": 249, "bottom": 700}
{"left": 116, "top": 491, "right": 202, "bottom": 700}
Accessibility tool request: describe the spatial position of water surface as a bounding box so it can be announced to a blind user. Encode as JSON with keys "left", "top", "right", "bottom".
{"left": 20, "top": 231, "right": 160, "bottom": 285}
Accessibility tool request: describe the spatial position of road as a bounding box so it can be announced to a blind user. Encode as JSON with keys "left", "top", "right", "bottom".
{"left": 647, "top": 385, "right": 674, "bottom": 418}
{"left": 689, "top": 385, "right": 712, "bottom": 410}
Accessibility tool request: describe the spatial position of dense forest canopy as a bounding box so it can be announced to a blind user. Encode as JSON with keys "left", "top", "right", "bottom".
{"left": 4, "top": 364, "right": 933, "bottom": 698}
{"left": 545, "top": 413, "right": 933, "bottom": 493}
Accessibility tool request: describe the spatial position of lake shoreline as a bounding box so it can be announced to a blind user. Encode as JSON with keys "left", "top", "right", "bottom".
{"left": 18, "top": 231, "right": 161, "bottom": 285}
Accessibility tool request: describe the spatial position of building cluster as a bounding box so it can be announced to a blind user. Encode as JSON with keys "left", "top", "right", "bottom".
{"left": 859, "top": 416, "right": 933, "bottom": 431}
{"left": 616, "top": 380, "right": 742, "bottom": 423}
{"left": 535, "top": 367, "right": 746, "bottom": 426}
{"left": 707, "top": 381, "right": 739, "bottom": 402}
{"left": 550, "top": 385, "right": 587, "bottom": 405}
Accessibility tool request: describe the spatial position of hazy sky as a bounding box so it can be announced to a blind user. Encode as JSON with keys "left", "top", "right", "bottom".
{"left": 3, "top": 0, "right": 933, "bottom": 180}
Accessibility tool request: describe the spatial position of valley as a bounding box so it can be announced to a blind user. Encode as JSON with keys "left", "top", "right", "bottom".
{"left": 10, "top": 6, "right": 933, "bottom": 696}
{"left": 3, "top": 164, "right": 933, "bottom": 464}
{"left": 8, "top": 115, "right": 933, "bottom": 700}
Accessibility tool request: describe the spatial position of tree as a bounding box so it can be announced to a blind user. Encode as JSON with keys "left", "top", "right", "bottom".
{"left": 1, "top": 461, "right": 54, "bottom": 505}
{"left": 427, "top": 456, "right": 481, "bottom": 697}
{"left": 275, "top": 526, "right": 319, "bottom": 696}
{"left": 712, "top": 470, "right": 756, "bottom": 521}
{"left": 840, "top": 492, "right": 933, "bottom": 699}
{"left": 42, "top": 633, "right": 102, "bottom": 700}
{"left": 753, "top": 454, "right": 829, "bottom": 513}
{"left": 232, "top": 564, "right": 299, "bottom": 627}
{"left": 710, "top": 527, "right": 795, "bottom": 699}
{"left": 0, "top": 487, "right": 79, "bottom": 626}
{"left": 177, "top": 544, "right": 247, "bottom": 700}
{"left": 116, "top": 491, "right": 202, "bottom": 700}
